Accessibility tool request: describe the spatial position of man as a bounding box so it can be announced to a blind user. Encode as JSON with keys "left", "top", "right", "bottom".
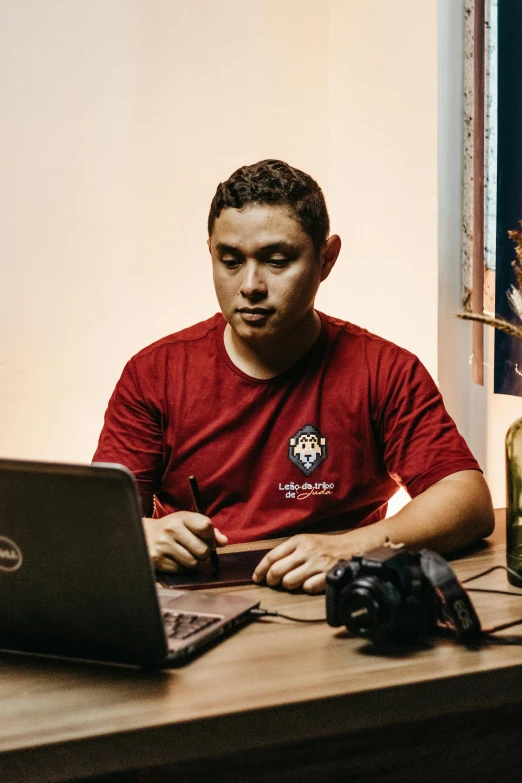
{"left": 93, "top": 159, "right": 494, "bottom": 594}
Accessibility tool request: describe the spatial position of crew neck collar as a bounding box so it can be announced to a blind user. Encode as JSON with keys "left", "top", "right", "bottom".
{"left": 215, "top": 312, "right": 329, "bottom": 384}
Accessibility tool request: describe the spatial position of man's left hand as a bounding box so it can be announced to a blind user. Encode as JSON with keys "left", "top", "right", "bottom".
{"left": 252, "top": 533, "right": 359, "bottom": 594}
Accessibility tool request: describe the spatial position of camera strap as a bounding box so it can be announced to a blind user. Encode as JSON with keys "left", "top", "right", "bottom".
{"left": 419, "top": 550, "right": 482, "bottom": 645}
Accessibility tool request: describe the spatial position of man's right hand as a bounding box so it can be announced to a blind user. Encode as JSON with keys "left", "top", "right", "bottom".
{"left": 143, "top": 512, "right": 228, "bottom": 573}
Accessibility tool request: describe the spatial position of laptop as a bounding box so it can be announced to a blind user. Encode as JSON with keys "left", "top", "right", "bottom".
{"left": 0, "top": 458, "right": 259, "bottom": 668}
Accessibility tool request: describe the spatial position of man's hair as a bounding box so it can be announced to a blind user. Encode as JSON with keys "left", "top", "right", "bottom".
{"left": 208, "top": 159, "right": 330, "bottom": 252}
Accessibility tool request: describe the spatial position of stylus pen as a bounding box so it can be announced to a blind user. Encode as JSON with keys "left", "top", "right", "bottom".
{"left": 188, "top": 475, "right": 220, "bottom": 572}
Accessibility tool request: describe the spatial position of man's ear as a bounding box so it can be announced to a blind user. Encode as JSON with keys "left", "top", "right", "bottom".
{"left": 207, "top": 237, "right": 212, "bottom": 254}
{"left": 319, "top": 234, "right": 341, "bottom": 282}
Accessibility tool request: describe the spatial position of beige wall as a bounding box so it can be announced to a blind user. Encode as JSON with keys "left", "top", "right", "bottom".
{"left": 325, "top": 0, "right": 438, "bottom": 376}
{"left": 0, "top": 0, "right": 437, "bottom": 501}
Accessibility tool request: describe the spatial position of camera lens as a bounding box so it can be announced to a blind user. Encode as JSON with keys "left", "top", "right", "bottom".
{"left": 341, "top": 576, "right": 402, "bottom": 642}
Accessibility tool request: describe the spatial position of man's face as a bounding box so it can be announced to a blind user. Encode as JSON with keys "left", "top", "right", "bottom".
{"left": 209, "top": 204, "right": 330, "bottom": 346}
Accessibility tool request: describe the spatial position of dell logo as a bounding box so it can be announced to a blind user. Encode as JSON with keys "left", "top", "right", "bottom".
{"left": 0, "top": 536, "right": 23, "bottom": 572}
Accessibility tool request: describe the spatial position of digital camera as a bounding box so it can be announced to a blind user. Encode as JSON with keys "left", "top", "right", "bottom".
{"left": 326, "top": 544, "right": 481, "bottom": 647}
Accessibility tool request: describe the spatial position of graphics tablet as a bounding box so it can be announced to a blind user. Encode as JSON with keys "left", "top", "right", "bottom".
{"left": 155, "top": 548, "right": 272, "bottom": 590}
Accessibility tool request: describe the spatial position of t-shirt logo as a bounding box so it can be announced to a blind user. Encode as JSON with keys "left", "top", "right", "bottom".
{"left": 288, "top": 424, "right": 327, "bottom": 476}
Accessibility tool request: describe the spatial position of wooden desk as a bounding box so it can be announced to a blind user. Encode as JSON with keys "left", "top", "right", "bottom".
{"left": 2, "top": 510, "right": 522, "bottom": 783}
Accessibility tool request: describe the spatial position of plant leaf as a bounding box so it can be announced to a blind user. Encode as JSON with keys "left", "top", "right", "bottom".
{"left": 456, "top": 312, "right": 522, "bottom": 342}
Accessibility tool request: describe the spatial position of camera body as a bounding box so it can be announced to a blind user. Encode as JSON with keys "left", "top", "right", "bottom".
{"left": 326, "top": 545, "right": 437, "bottom": 646}
{"left": 326, "top": 543, "right": 482, "bottom": 647}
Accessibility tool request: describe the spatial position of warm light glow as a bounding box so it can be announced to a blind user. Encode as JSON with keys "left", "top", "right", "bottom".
{"left": 386, "top": 487, "right": 411, "bottom": 517}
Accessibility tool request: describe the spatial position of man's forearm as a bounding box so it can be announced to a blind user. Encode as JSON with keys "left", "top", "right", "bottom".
{"left": 346, "top": 469, "right": 495, "bottom": 556}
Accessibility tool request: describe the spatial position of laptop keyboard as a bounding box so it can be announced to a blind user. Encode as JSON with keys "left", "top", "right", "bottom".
{"left": 161, "top": 609, "right": 221, "bottom": 640}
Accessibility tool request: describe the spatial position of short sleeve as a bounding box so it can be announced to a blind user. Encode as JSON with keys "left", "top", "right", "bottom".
{"left": 376, "top": 354, "right": 481, "bottom": 497}
{"left": 92, "top": 360, "right": 164, "bottom": 514}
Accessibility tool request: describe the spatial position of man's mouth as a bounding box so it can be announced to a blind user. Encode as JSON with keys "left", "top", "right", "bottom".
{"left": 237, "top": 307, "right": 275, "bottom": 323}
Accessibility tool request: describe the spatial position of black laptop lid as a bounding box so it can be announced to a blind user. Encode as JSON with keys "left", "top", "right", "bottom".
{"left": 0, "top": 459, "right": 168, "bottom": 667}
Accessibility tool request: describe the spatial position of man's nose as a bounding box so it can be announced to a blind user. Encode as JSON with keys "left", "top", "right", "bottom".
{"left": 239, "top": 261, "right": 267, "bottom": 299}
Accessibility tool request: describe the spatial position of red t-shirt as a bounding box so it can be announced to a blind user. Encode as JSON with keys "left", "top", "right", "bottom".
{"left": 93, "top": 312, "right": 480, "bottom": 543}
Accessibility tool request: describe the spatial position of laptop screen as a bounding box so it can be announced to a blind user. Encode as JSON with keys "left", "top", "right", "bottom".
{"left": 0, "top": 459, "right": 168, "bottom": 666}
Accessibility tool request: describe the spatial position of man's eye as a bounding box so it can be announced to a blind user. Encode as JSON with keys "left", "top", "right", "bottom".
{"left": 268, "top": 257, "right": 289, "bottom": 267}
{"left": 222, "top": 258, "right": 241, "bottom": 268}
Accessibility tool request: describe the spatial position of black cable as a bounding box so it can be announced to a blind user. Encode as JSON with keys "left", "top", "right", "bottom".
{"left": 251, "top": 607, "right": 326, "bottom": 623}
{"left": 461, "top": 565, "right": 504, "bottom": 583}
{"left": 486, "top": 618, "right": 522, "bottom": 633}
{"left": 458, "top": 567, "right": 522, "bottom": 636}
{"left": 462, "top": 564, "right": 522, "bottom": 584}
{"left": 459, "top": 566, "right": 522, "bottom": 636}
{"left": 483, "top": 633, "right": 522, "bottom": 644}
{"left": 467, "top": 587, "right": 522, "bottom": 597}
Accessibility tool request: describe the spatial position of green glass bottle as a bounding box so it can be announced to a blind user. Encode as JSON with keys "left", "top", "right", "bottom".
{"left": 506, "top": 416, "right": 522, "bottom": 585}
